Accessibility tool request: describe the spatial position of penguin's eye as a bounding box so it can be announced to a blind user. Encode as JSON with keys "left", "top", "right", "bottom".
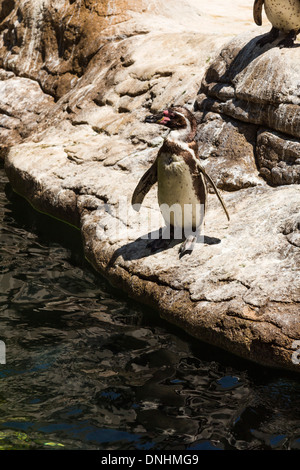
{"left": 170, "top": 113, "right": 186, "bottom": 128}
{"left": 162, "top": 109, "right": 187, "bottom": 128}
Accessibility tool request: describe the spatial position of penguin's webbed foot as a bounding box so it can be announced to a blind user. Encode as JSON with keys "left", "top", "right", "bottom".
{"left": 179, "top": 235, "right": 197, "bottom": 257}
{"left": 278, "top": 30, "right": 297, "bottom": 48}
{"left": 257, "top": 26, "right": 280, "bottom": 47}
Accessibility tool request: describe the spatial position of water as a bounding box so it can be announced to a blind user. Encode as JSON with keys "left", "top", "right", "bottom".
{"left": 0, "top": 162, "right": 299, "bottom": 451}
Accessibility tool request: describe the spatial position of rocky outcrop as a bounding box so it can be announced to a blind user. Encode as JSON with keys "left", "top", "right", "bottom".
{"left": 0, "top": 69, "right": 54, "bottom": 158}
{"left": 1, "top": 1, "right": 300, "bottom": 373}
{"left": 196, "top": 31, "right": 300, "bottom": 188}
{"left": 0, "top": 0, "right": 149, "bottom": 99}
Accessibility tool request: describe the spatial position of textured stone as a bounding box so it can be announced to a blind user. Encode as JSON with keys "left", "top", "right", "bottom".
{"left": 196, "top": 30, "right": 300, "bottom": 188}
{"left": 0, "top": 71, "right": 54, "bottom": 157}
{"left": 0, "top": 0, "right": 147, "bottom": 99}
{"left": 257, "top": 129, "right": 300, "bottom": 186}
{"left": 195, "top": 110, "right": 262, "bottom": 191}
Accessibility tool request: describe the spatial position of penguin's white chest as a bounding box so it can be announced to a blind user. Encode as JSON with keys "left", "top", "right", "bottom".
{"left": 264, "top": 0, "right": 300, "bottom": 32}
{"left": 157, "top": 152, "right": 205, "bottom": 230}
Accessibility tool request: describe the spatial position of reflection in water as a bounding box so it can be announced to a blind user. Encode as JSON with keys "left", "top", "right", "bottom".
{"left": 0, "top": 163, "right": 299, "bottom": 450}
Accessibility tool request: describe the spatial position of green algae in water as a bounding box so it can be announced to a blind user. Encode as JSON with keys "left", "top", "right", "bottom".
{"left": 0, "top": 429, "right": 65, "bottom": 450}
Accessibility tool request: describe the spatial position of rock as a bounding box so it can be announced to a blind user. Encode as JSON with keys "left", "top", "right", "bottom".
{"left": 1, "top": 1, "right": 300, "bottom": 373}
{"left": 0, "top": 71, "right": 54, "bottom": 157}
{"left": 195, "top": 110, "right": 262, "bottom": 191}
{"left": 196, "top": 30, "right": 300, "bottom": 188}
{"left": 0, "top": 0, "right": 151, "bottom": 99}
{"left": 256, "top": 129, "right": 300, "bottom": 186}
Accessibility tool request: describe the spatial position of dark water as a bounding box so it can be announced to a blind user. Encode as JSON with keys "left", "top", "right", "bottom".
{"left": 0, "top": 163, "right": 299, "bottom": 451}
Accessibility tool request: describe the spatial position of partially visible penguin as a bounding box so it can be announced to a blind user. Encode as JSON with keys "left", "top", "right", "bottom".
{"left": 254, "top": 0, "right": 300, "bottom": 47}
{"left": 131, "top": 106, "right": 230, "bottom": 256}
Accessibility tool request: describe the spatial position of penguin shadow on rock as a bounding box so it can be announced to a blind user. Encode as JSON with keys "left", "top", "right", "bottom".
{"left": 107, "top": 228, "right": 221, "bottom": 267}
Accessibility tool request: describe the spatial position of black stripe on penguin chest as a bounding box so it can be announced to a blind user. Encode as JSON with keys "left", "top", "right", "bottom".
{"left": 157, "top": 141, "right": 206, "bottom": 212}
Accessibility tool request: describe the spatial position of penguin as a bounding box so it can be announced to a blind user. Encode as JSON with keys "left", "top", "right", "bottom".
{"left": 131, "top": 106, "right": 230, "bottom": 256}
{"left": 254, "top": 0, "right": 300, "bottom": 47}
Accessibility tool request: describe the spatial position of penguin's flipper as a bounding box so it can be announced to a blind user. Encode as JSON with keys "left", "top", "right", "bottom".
{"left": 253, "top": 0, "right": 264, "bottom": 26}
{"left": 195, "top": 160, "right": 230, "bottom": 222}
{"left": 131, "top": 160, "right": 158, "bottom": 211}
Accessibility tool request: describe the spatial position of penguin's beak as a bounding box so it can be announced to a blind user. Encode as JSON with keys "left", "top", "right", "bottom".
{"left": 144, "top": 112, "right": 163, "bottom": 123}
{"left": 144, "top": 112, "right": 170, "bottom": 125}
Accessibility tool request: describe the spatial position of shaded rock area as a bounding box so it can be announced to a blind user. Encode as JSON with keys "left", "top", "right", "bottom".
{"left": 1, "top": 0, "right": 300, "bottom": 373}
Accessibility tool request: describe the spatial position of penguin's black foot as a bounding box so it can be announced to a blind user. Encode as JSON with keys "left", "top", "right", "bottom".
{"left": 257, "top": 27, "right": 280, "bottom": 47}
{"left": 179, "top": 235, "right": 197, "bottom": 257}
{"left": 278, "top": 38, "right": 294, "bottom": 48}
{"left": 278, "top": 30, "right": 297, "bottom": 48}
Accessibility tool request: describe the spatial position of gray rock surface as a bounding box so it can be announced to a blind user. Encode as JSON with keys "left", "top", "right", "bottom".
{"left": 196, "top": 30, "right": 300, "bottom": 188}
{"left": 1, "top": 1, "right": 300, "bottom": 372}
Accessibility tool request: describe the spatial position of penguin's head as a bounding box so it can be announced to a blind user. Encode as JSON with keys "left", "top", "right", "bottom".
{"left": 145, "top": 106, "right": 197, "bottom": 141}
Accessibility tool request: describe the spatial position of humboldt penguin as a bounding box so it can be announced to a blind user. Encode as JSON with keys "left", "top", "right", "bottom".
{"left": 131, "top": 106, "right": 230, "bottom": 256}
{"left": 254, "top": 0, "right": 300, "bottom": 47}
